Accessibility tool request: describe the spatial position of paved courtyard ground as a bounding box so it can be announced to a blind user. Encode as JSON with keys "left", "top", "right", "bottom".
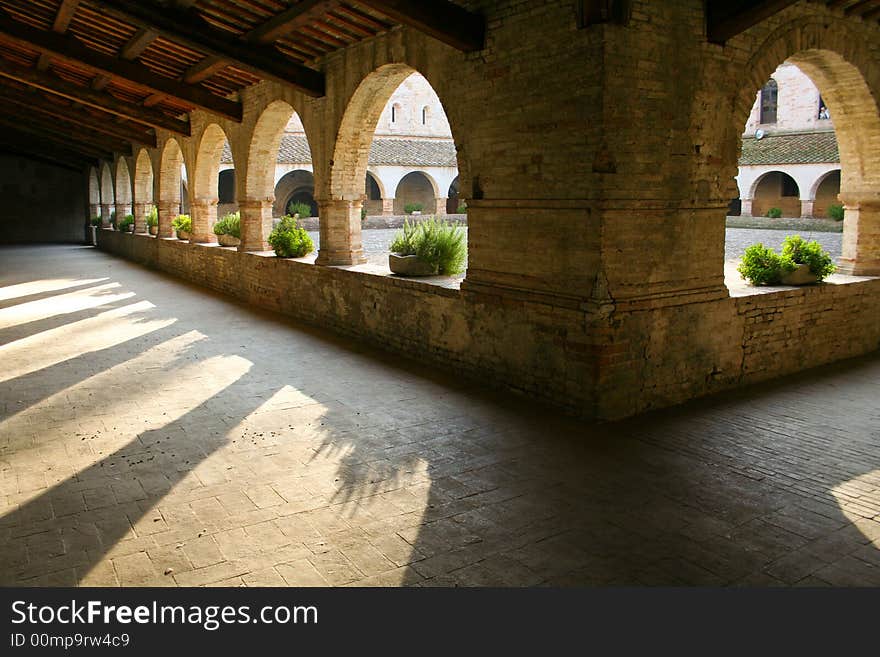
{"left": 1, "top": 244, "right": 878, "bottom": 586}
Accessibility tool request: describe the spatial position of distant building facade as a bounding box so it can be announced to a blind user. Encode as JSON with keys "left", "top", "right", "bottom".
{"left": 219, "top": 73, "right": 460, "bottom": 218}
{"left": 736, "top": 62, "right": 841, "bottom": 218}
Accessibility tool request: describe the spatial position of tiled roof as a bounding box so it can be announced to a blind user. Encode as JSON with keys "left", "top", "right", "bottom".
{"left": 739, "top": 130, "right": 839, "bottom": 165}
{"left": 221, "top": 136, "right": 457, "bottom": 167}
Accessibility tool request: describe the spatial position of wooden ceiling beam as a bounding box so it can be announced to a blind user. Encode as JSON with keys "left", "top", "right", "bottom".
{"left": 0, "top": 116, "right": 117, "bottom": 160}
{"left": 0, "top": 9, "right": 243, "bottom": 121}
{"left": 356, "top": 0, "right": 485, "bottom": 51}
{"left": 1, "top": 86, "right": 157, "bottom": 147}
{"left": 89, "top": 0, "right": 326, "bottom": 96}
{"left": 706, "top": 0, "right": 801, "bottom": 44}
{"left": 0, "top": 56, "right": 190, "bottom": 135}
{"left": 53, "top": 0, "right": 82, "bottom": 33}
{"left": 0, "top": 109, "right": 133, "bottom": 157}
{"left": 245, "top": 0, "right": 340, "bottom": 44}
{"left": 119, "top": 27, "right": 158, "bottom": 60}
{"left": 0, "top": 139, "right": 96, "bottom": 171}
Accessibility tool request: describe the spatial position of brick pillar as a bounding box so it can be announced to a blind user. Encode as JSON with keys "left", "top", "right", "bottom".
{"left": 381, "top": 198, "right": 395, "bottom": 216}
{"left": 838, "top": 196, "right": 880, "bottom": 276}
{"left": 740, "top": 199, "right": 753, "bottom": 217}
{"left": 239, "top": 199, "right": 273, "bottom": 252}
{"left": 800, "top": 200, "right": 814, "bottom": 219}
{"left": 157, "top": 200, "right": 177, "bottom": 238}
{"left": 190, "top": 197, "right": 218, "bottom": 244}
{"left": 435, "top": 197, "right": 448, "bottom": 216}
{"left": 89, "top": 203, "right": 100, "bottom": 220}
{"left": 316, "top": 198, "right": 366, "bottom": 265}
{"left": 132, "top": 202, "right": 147, "bottom": 233}
{"left": 100, "top": 204, "right": 112, "bottom": 227}
{"left": 115, "top": 203, "right": 130, "bottom": 220}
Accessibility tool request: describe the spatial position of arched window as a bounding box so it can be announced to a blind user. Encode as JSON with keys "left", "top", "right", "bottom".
{"left": 391, "top": 103, "right": 400, "bottom": 124}
{"left": 760, "top": 79, "right": 778, "bottom": 124}
{"left": 421, "top": 106, "right": 428, "bottom": 125}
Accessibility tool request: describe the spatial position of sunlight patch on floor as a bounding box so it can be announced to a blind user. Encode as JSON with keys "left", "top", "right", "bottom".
{"left": 0, "top": 277, "right": 109, "bottom": 302}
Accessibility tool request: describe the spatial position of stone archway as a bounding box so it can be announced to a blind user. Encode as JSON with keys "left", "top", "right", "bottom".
{"left": 732, "top": 22, "right": 880, "bottom": 275}
{"left": 750, "top": 171, "right": 801, "bottom": 218}
{"left": 115, "top": 158, "right": 133, "bottom": 220}
{"left": 88, "top": 167, "right": 100, "bottom": 220}
{"left": 133, "top": 149, "right": 154, "bottom": 234}
{"left": 99, "top": 162, "right": 114, "bottom": 226}
{"left": 191, "top": 124, "right": 231, "bottom": 243}
{"left": 394, "top": 171, "right": 438, "bottom": 215}
{"left": 812, "top": 169, "right": 842, "bottom": 219}
{"left": 158, "top": 139, "right": 186, "bottom": 238}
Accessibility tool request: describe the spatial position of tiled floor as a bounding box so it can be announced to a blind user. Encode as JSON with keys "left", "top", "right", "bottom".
{"left": 1, "top": 244, "right": 879, "bottom": 586}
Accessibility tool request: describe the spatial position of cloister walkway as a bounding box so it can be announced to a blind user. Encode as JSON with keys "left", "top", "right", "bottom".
{"left": 1, "top": 245, "right": 879, "bottom": 586}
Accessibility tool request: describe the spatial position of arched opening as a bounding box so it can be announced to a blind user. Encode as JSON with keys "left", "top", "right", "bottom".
{"left": 245, "top": 101, "right": 315, "bottom": 252}
{"left": 447, "top": 176, "right": 460, "bottom": 214}
{"left": 813, "top": 170, "right": 842, "bottom": 219}
{"left": 364, "top": 172, "right": 383, "bottom": 216}
{"left": 99, "top": 162, "right": 114, "bottom": 226}
{"left": 729, "top": 41, "right": 880, "bottom": 282}
{"left": 191, "top": 124, "right": 233, "bottom": 243}
{"left": 134, "top": 149, "right": 154, "bottom": 233}
{"left": 759, "top": 79, "right": 778, "bottom": 124}
{"left": 218, "top": 169, "right": 236, "bottom": 216}
{"left": 115, "top": 158, "right": 133, "bottom": 220}
{"left": 158, "top": 138, "right": 186, "bottom": 238}
{"left": 328, "top": 65, "right": 463, "bottom": 270}
{"left": 751, "top": 171, "right": 801, "bottom": 218}
{"left": 394, "top": 171, "right": 438, "bottom": 215}
{"left": 274, "top": 169, "right": 317, "bottom": 218}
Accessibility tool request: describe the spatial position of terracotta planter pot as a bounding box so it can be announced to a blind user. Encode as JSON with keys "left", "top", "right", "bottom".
{"left": 149, "top": 225, "right": 158, "bottom": 236}
{"left": 217, "top": 233, "right": 241, "bottom": 247}
{"left": 176, "top": 230, "right": 191, "bottom": 241}
{"left": 389, "top": 253, "right": 438, "bottom": 276}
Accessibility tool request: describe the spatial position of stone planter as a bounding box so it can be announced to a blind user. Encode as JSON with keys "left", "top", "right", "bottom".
{"left": 176, "top": 230, "right": 191, "bottom": 241}
{"left": 217, "top": 233, "right": 240, "bottom": 247}
{"left": 389, "top": 253, "right": 438, "bottom": 276}
{"left": 89, "top": 225, "right": 97, "bottom": 246}
{"left": 780, "top": 263, "right": 819, "bottom": 285}
{"left": 149, "top": 225, "right": 158, "bottom": 236}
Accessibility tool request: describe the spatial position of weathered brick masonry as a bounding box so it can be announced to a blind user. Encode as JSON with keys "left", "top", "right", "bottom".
{"left": 97, "top": 1, "right": 880, "bottom": 419}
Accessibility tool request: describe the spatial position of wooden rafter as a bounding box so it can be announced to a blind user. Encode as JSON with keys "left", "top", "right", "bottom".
{"left": 246, "top": 0, "right": 340, "bottom": 44}
{"left": 0, "top": 136, "right": 96, "bottom": 171}
{"left": 0, "top": 108, "right": 134, "bottom": 156}
{"left": 706, "top": 0, "right": 801, "bottom": 44}
{"left": 1, "top": 86, "right": 157, "bottom": 147}
{"left": 89, "top": 0, "right": 326, "bottom": 96}
{"left": 0, "top": 115, "right": 117, "bottom": 160}
{"left": 0, "top": 56, "right": 191, "bottom": 135}
{"left": 356, "top": 0, "right": 485, "bottom": 51}
{"left": 0, "top": 8, "right": 243, "bottom": 121}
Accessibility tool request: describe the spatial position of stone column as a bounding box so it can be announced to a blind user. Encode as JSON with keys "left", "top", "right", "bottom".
{"left": 132, "top": 202, "right": 147, "bottom": 234}
{"left": 838, "top": 196, "right": 880, "bottom": 276}
{"left": 740, "top": 199, "right": 753, "bottom": 217}
{"left": 381, "top": 198, "right": 395, "bottom": 216}
{"left": 190, "top": 197, "right": 218, "bottom": 244}
{"left": 100, "top": 204, "right": 112, "bottom": 227}
{"left": 115, "top": 203, "right": 130, "bottom": 220}
{"left": 315, "top": 198, "right": 366, "bottom": 265}
{"left": 435, "top": 197, "right": 448, "bottom": 216}
{"left": 239, "top": 198, "right": 274, "bottom": 252}
{"left": 800, "top": 199, "right": 814, "bottom": 219}
{"left": 157, "top": 200, "right": 177, "bottom": 238}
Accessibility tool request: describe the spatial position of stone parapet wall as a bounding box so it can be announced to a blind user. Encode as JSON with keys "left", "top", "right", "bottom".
{"left": 98, "top": 230, "right": 880, "bottom": 420}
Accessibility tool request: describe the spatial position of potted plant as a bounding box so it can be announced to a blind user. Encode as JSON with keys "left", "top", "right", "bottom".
{"left": 213, "top": 211, "right": 241, "bottom": 247}
{"left": 388, "top": 217, "right": 466, "bottom": 276}
{"left": 109, "top": 210, "right": 117, "bottom": 230}
{"left": 738, "top": 235, "right": 836, "bottom": 286}
{"left": 766, "top": 207, "right": 783, "bottom": 219}
{"left": 118, "top": 214, "right": 135, "bottom": 233}
{"left": 172, "top": 214, "right": 192, "bottom": 240}
{"left": 267, "top": 214, "right": 314, "bottom": 257}
{"left": 145, "top": 206, "right": 158, "bottom": 235}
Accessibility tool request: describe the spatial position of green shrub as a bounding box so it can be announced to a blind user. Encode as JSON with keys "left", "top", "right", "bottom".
{"left": 213, "top": 211, "right": 241, "bottom": 238}
{"left": 456, "top": 200, "right": 467, "bottom": 214}
{"left": 781, "top": 235, "right": 836, "bottom": 280}
{"left": 361, "top": 205, "right": 367, "bottom": 221}
{"left": 390, "top": 217, "right": 466, "bottom": 275}
{"left": 286, "top": 201, "right": 313, "bottom": 219}
{"left": 145, "top": 206, "right": 158, "bottom": 228}
{"left": 766, "top": 207, "right": 783, "bottom": 219}
{"left": 172, "top": 214, "right": 192, "bottom": 233}
{"left": 268, "top": 214, "right": 314, "bottom": 258}
{"left": 90, "top": 216, "right": 101, "bottom": 227}
{"left": 118, "top": 214, "right": 134, "bottom": 231}
{"left": 828, "top": 203, "right": 844, "bottom": 221}
{"left": 404, "top": 202, "right": 423, "bottom": 215}
{"left": 109, "top": 210, "right": 117, "bottom": 229}
{"left": 738, "top": 236, "right": 835, "bottom": 285}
